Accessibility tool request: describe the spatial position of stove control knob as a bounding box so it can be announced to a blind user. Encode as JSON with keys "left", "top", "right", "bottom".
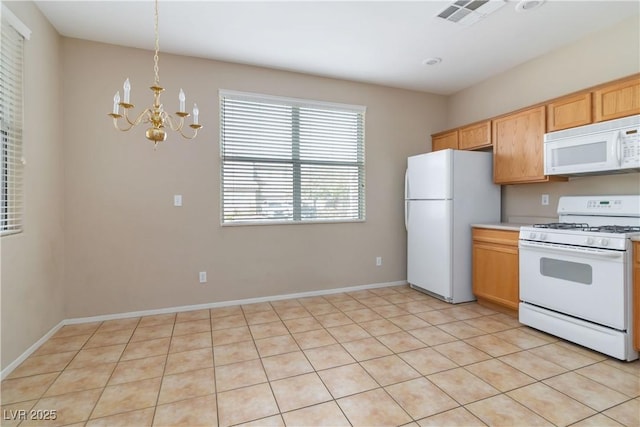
{"left": 529, "top": 232, "right": 537, "bottom": 240}
{"left": 540, "top": 233, "right": 547, "bottom": 241}
{"left": 585, "top": 237, "right": 595, "bottom": 245}
{"left": 600, "top": 238, "right": 609, "bottom": 247}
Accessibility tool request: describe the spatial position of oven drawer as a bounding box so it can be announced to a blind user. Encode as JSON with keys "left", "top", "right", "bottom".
{"left": 520, "top": 303, "right": 636, "bottom": 361}
{"left": 519, "top": 240, "right": 627, "bottom": 330}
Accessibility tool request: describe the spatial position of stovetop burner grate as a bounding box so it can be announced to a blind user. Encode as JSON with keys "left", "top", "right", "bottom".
{"left": 533, "top": 222, "right": 589, "bottom": 230}
{"left": 532, "top": 223, "right": 640, "bottom": 234}
{"left": 582, "top": 225, "right": 640, "bottom": 233}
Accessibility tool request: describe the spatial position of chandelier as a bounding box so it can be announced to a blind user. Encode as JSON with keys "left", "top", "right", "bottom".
{"left": 108, "top": 0, "right": 202, "bottom": 146}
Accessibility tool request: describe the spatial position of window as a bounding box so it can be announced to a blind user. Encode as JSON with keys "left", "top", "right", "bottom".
{"left": 220, "top": 90, "right": 365, "bottom": 225}
{"left": 1, "top": 6, "right": 29, "bottom": 236}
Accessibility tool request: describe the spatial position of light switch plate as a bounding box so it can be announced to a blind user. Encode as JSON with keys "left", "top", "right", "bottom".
{"left": 174, "top": 195, "right": 182, "bottom": 207}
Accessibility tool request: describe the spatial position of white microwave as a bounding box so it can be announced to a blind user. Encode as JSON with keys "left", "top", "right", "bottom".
{"left": 544, "top": 114, "right": 640, "bottom": 176}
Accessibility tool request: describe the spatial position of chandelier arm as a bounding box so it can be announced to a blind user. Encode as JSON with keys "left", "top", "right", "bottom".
{"left": 111, "top": 116, "right": 136, "bottom": 132}
{"left": 111, "top": 115, "right": 141, "bottom": 132}
{"left": 164, "top": 114, "right": 185, "bottom": 132}
{"left": 122, "top": 106, "right": 152, "bottom": 127}
{"left": 178, "top": 125, "right": 202, "bottom": 140}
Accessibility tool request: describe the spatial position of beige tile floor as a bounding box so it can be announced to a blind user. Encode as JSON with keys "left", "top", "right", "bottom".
{"left": 2, "top": 285, "right": 639, "bottom": 427}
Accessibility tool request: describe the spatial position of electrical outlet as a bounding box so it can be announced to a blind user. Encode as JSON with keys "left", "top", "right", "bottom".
{"left": 199, "top": 271, "right": 207, "bottom": 283}
{"left": 541, "top": 194, "right": 549, "bottom": 206}
{"left": 376, "top": 256, "right": 382, "bottom": 267}
{"left": 174, "top": 195, "right": 183, "bottom": 207}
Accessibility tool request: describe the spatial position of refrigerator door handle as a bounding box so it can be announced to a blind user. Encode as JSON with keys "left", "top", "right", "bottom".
{"left": 404, "top": 169, "right": 409, "bottom": 200}
{"left": 405, "top": 201, "right": 409, "bottom": 231}
{"left": 404, "top": 169, "right": 410, "bottom": 231}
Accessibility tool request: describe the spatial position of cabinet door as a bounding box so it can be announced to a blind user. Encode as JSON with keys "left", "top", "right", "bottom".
{"left": 594, "top": 76, "right": 640, "bottom": 122}
{"left": 547, "top": 92, "right": 592, "bottom": 132}
{"left": 432, "top": 130, "right": 458, "bottom": 152}
{"left": 459, "top": 121, "right": 491, "bottom": 150}
{"left": 493, "top": 106, "right": 547, "bottom": 184}
{"left": 472, "top": 228, "right": 519, "bottom": 311}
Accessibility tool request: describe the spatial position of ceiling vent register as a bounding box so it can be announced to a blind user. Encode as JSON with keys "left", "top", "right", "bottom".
{"left": 436, "top": 0, "right": 507, "bottom": 26}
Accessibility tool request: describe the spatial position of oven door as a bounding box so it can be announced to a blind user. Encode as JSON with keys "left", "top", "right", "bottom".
{"left": 519, "top": 240, "right": 626, "bottom": 330}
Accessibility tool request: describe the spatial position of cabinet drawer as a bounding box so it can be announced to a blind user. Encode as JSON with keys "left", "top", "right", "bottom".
{"left": 472, "top": 228, "right": 519, "bottom": 247}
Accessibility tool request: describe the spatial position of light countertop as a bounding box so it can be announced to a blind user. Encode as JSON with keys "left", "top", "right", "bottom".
{"left": 471, "top": 223, "right": 529, "bottom": 232}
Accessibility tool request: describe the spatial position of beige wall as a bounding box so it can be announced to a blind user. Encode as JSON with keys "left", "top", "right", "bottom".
{"left": 1, "top": 2, "right": 65, "bottom": 370}
{"left": 61, "top": 38, "right": 446, "bottom": 318}
{"left": 446, "top": 16, "right": 640, "bottom": 221}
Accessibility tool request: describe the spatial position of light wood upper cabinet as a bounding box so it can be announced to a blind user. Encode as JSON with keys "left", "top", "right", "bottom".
{"left": 472, "top": 228, "right": 520, "bottom": 312}
{"left": 459, "top": 120, "right": 492, "bottom": 150}
{"left": 547, "top": 92, "right": 592, "bottom": 132}
{"left": 492, "top": 106, "right": 549, "bottom": 184}
{"left": 593, "top": 76, "right": 640, "bottom": 122}
{"left": 431, "top": 130, "right": 458, "bottom": 152}
{"left": 428, "top": 74, "right": 637, "bottom": 182}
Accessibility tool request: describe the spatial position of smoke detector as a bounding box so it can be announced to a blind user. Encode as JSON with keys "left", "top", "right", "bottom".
{"left": 422, "top": 57, "right": 443, "bottom": 66}
{"left": 515, "top": 0, "right": 546, "bottom": 12}
{"left": 436, "top": 0, "right": 507, "bottom": 26}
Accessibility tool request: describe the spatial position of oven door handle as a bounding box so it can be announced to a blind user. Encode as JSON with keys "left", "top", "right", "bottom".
{"left": 519, "top": 240, "right": 624, "bottom": 259}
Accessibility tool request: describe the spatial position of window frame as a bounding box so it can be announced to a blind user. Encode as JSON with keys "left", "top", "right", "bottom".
{"left": 1, "top": 5, "right": 30, "bottom": 237}
{"left": 219, "top": 89, "right": 366, "bottom": 226}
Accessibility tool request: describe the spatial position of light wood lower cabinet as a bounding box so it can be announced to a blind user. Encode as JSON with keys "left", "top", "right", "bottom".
{"left": 472, "top": 228, "right": 520, "bottom": 312}
{"left": 634, "top": 241, "right": 640, "bottom": 351}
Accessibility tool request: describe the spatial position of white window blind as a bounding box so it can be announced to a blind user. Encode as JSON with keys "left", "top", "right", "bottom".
{"left": 1, "top": 6, "right": 28, "bottom": 236}
{"left": 220, "top": 90, "right": 365, "bottom": 225}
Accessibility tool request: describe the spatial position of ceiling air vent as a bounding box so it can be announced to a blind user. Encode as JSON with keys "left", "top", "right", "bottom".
{"left": 436, "top": 0, "right": 507, "bottom": 26}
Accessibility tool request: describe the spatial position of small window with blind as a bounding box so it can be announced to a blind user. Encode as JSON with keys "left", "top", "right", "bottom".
{"left": 220, "top": 90, "right": 365, "bottom": 225}
{"left": 1, "top": 6, "right": 29, "bottom": 236}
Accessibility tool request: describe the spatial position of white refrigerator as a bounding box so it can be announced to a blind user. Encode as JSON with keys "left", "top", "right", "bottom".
{"left": 405, "top": 149, "right": 500, "bottom": 303}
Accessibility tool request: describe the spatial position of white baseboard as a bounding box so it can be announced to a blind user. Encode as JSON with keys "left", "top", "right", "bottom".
{"left": 1, "top": 320, "right": 65, "bottom": 381}
{"left": 1, "top": 280, "right": 407, "bottom": 380}
{"left": 65, "top": 280, "right": 407, "bottom": 324}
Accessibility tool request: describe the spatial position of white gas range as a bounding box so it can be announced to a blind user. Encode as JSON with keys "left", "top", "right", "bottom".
{"left": 519, "top": 195, "right": 640, "bottom": 361}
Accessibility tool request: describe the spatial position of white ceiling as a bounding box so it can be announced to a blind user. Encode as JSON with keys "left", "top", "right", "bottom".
{"left": 34, "top": 0, "right": 639, "bottom": 95}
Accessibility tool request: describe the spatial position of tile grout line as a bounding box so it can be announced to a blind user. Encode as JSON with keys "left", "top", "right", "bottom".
{"left": 3, "top": 286, "right": 638, "bottom": 426}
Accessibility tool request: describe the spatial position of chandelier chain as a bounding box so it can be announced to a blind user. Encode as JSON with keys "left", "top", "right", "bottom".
{"left": 153, "top": 0, "right": 160, "bottom": 85}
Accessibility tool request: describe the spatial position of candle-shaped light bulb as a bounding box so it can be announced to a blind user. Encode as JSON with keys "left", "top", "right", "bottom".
{"left": 179, "top": 89, "right": 186, "bottom": 113}
{"left": 113, "top": 91, "right": 121, "bottom": 114}
{"left": 123, "top": 78, "right": 131, "bottom": 104}
{"left": 193, "top": 103, "right": 199, "bottom": 125}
